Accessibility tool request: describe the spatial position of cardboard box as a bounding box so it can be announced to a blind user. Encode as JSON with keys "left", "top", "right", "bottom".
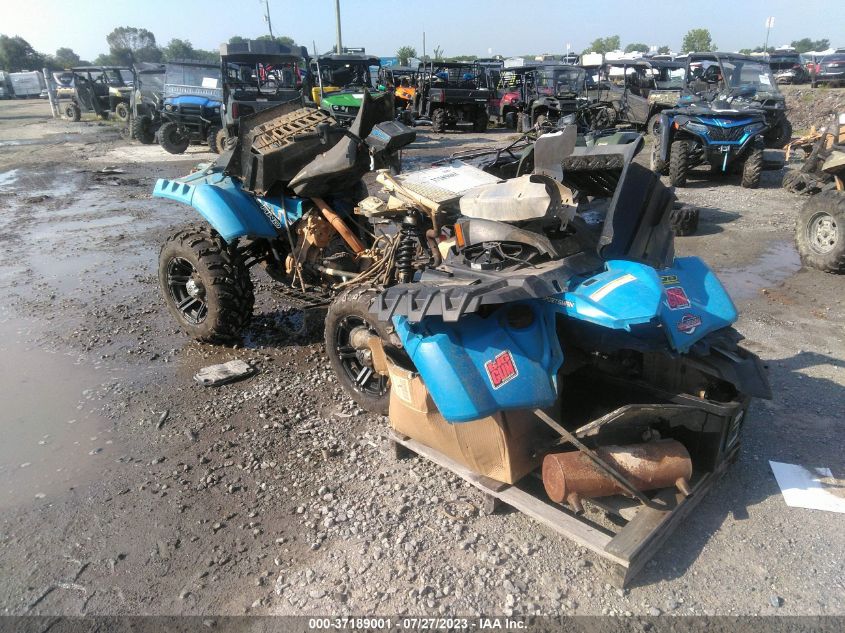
{"left": 387, "top": 361, "right": 544, "bottom": 484}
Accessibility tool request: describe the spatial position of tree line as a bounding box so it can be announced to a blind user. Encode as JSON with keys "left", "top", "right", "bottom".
{"left": 0, "top": 28, "right": 296, "bottom": 72}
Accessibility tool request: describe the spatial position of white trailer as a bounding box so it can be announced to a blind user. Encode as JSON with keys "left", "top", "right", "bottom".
{"left": 9, "top": 71, "right": 46, "bottom": 98}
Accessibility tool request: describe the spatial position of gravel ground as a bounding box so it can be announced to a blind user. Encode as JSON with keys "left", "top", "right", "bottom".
{"left": 0, "top": 99, "right": 843, "bottom": 618}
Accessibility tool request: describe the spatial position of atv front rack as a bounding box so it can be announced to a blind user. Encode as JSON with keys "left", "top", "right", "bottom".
{"left": 372, "top": 253, "right": 601, "bottom": 322}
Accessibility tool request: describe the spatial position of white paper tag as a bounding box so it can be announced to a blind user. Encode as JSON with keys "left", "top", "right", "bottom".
{"left": 202, "top": 77, "right": 219, "bottom": 89}
{"left": 392, "top": 375, "right": 412, "bottom": 404}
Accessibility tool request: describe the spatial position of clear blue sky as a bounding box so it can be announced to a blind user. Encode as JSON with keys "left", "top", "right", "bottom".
{"left": 3, "top": 0, "right": 842, "bottom": 61}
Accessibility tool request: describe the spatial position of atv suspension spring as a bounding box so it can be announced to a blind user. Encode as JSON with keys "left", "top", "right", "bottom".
{"left": 397, "top": 210, "right": 423, "bottom": 283}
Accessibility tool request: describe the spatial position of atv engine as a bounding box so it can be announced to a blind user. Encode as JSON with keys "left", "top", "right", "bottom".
{"left": 285, "top": 210, "right": 360, "bottom": 283}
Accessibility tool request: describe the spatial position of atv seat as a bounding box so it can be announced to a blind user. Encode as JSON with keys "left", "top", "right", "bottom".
{"left": 288, "top": 91, "right": 394, "bottom": 197}
{"left": 598, "top": 162, "right": 675, "bottom": 269}
{"left": 459, "top": 174, "right": 576, "bottom": 224}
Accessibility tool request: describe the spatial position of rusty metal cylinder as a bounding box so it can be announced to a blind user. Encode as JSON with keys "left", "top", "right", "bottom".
{"left": 542, "top": 439, "right": 693, "bottom": 512}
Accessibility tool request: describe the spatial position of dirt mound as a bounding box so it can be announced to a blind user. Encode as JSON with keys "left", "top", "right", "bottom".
{"left": 783, "top": 86, "right": 845, "bottom": 134}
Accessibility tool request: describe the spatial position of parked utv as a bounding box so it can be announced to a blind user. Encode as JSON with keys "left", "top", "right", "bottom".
{"left": 378, "top": 66, "right": 418, "bottom": 124}
{"left": 129, "top": 62, "right": 165, "bottom": 144}
{"left": 601, "top": 60, "right": 686, "bottom": 135}
{"left": 686, "top": 53, "right": 791, "bottom": 149}
{"left": 526, "top": 64, "right": 589, "bottom": 130}
{"left": 652, "top": 91, "right": 769, "bottom": 188}
{"left": 62, "top": 66, "right": 133, "bottom": 122}
{"left": 218, "top": 39, "right": 309, "bottom": 151}
{"left": 313, "top": 52, "right": 381, "bottom": 126}
{"left": 491, "top": 66, "right": 534, "bottom": 130}
{"left": 790, "top": 113, "right": 845, "bottom": 273}
{"left": 158, "top": 61, "right": 223, "bottom": 154}
{"left": 415, "top": 61, "right": 492, "bottom": 132}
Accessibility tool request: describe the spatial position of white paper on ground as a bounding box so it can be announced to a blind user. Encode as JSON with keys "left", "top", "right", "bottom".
{"left": 769, "top": 460, "right": 845, "bottom": 513}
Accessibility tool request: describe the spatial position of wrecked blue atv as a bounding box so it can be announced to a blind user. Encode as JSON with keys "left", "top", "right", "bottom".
{"left": 153, "top": 91, "right": 415, "bottom": 351}
{"left": 358, "top": 132, "right": 770, "bottom": 480}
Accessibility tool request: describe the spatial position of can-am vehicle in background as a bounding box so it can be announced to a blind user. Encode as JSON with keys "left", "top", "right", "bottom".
{"left": 414, "top": 61, "right": 492, "bottom": 132}
{"left": 157, "top": 61, "right": 223, "bottom": 154}
{"left": 218, "top": 39, "right": 310, "bottom": 150}
{"left": 313, "top": 52, "right": 382, "bottom": 126}
{"left": 685, "top": 53, "right": 791, "bottom": 149}
{"left": 601, "top": 60, "right": 686, "bottom": 135}
{"left": 129, "top": 62, "right": 166, "bottom": 144}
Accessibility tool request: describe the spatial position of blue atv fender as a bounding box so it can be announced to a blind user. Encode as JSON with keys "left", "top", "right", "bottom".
{"left": 154, "top": 171, "right": 306, "bottom": 243}
{"left": 557, "top": 258, "right": 737, "bottom": 353}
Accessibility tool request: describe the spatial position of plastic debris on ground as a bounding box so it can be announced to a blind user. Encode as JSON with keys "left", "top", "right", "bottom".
{"left": 194, "top": 360, "right": 255, "bottom": 387}
{"left": 769, "top": 460, "right": 845, "bottom": 513}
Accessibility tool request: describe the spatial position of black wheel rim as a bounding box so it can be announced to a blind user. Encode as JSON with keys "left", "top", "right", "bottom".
{"left": 166, "top": 257, "right": 208, "bottom": 324}
{"left": 334, "top": 316, "right": 388, "bottom": 398}
{"left": 808, "top": 212, "right": 838, "bottom": 254}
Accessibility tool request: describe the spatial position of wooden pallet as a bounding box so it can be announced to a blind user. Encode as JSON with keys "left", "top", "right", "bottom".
{"left": 389, "top": 430, "right": 733, "bottom": 588}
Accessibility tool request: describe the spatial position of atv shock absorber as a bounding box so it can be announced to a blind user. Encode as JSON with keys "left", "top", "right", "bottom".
{"left": 396, "top": 209, "right": 423, "bottom": 283}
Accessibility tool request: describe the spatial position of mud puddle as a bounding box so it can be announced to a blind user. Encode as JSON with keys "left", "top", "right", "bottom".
{"left": 0, "top": 133, "right": 86, "bottom": 149}
{"left": 719, "top": 240, "right": 802, "bottom": 300}
{"left": 0, "top": 314, "right": 121, "bottom": 509}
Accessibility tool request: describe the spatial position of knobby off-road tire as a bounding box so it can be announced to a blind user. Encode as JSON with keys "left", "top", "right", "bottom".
{"left": 325, "top": 287, "right": 394, "bottom": 415}
{"left": 670, "top": 203, "right": 700, "bottom": 236}
{"left": 207, "top": 126, "right": 222, "bottom": 154}
{"left": 431, "top": 108, "right": 447, "bottom": 133}
{"left": 741, "top": 148, "right": 764, "bottom": 189}
{"left": 795, "top": 192, "right": 845, "bottom": 273}
{"left": 215, "top": 128, "right": 235, "bottom": 153}
{"left": 472, "top": 108, "right": 488, "bottom": 132}
{"left": 766, "top": 118, "right": 793, "bottom": 149}
{"left": 650, "top": 142, "right": 667, "bottom": 175}
{"left": 114, "top": 102, "right": 130, "bottom": 122}
{"left": 131, "top": 115, "right": 155, "bottom": 144}
{"left": 158, "top": 225, "right": 255, "bottom": 343}
{"left": 669, "top": 140, "right": 690, "bottom": 187}
{"left": 159, "top": 121, "right": 190, "bottom": 154}
{"left": 65, "top": 102, "right": 81, "bottom": 122}
{"left": 646, "top": 113, "right": 661, "bottom": 137}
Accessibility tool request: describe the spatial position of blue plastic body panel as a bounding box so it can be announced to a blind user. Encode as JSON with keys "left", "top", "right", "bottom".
{"left": 153, "top": 171, "right": 307, "bottom": 243}
{"left": 393, "top": 301, "right": 563, "bottom": 423}
{"left": 165, "top": 94, "right": 221, "bottom": 108}
{"left": 397, "top": 257, "right": 738, "bottom": 422}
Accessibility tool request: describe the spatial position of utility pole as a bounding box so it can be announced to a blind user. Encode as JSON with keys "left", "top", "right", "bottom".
{"left": 764, "top": 16, "right": 774, "bottom": 53}
{"left": 334, "top": 0, "right": 343, "bottom": 54}
{"left": 263, "top": 0, "right": 274, "bottom": 38}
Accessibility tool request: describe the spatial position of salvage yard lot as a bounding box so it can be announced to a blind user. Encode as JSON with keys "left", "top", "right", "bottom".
{"left": 0, "top": 97, "right": 843, "bottom": 617}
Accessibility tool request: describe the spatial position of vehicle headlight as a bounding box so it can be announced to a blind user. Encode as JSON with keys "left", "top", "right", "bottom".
{"left": 331, "top": 105, "right": 340, "bottom": 111}
{"left": 165, "top": 104, "right": 174, "bottom": 111}
{"left": 684, "top": 122, "right": 708, "bottom": 135}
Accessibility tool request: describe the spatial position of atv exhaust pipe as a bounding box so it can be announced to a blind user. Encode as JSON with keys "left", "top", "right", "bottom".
{"left": 542, "top": 439, "right": 692, "bottom": 513}
{"left": 312, "top": 197, "right": 366, "bottom": 254}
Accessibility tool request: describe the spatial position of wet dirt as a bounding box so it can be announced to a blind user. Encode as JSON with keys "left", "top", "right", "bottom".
{"left": 0, "top": 98, "right": 843, "bottom": 618}
{"left": 719, "top": 239, "right": 803, "bottom": 300}
{"left": 0, "top": 315, "right": 120, "bottom": 509}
